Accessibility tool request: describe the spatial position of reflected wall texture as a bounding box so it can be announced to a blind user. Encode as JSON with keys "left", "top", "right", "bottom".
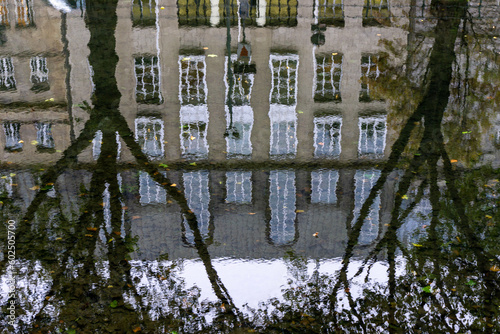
{"left": 0, "top": 0, "right": 499, "bottom": 332}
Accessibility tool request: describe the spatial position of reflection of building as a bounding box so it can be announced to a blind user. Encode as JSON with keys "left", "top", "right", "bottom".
{"left": 0, "top": 0, "right": 414, "bottom": 165}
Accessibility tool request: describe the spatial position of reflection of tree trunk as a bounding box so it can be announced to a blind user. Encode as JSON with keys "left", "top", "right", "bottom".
{"left": 406, "top": 0, "right": 417, "bottom": 78}
{"left": 332, "top": 0, "right": 468, "bottom": 324}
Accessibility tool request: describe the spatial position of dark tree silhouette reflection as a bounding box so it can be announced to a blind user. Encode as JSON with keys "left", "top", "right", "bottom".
{"left": 0, "top": 0, "right": 498, "bottom": 333}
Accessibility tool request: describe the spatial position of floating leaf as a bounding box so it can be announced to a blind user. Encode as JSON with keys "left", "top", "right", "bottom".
{"left": 86, "top": 227, "right": 97, "bottom": 232}
{"left": 486, "top": 215, "right": 493, "bottom": 219}
{"left": 9, "top": 173, "right": 15, "bottom": 177}
{"left": 412, "top": 243, "right": 423, "bottom": 247}
{"left": 466, "top": 280, "right": 476, "bottom": 286}
{"left": 110, "top": 300, "right": 118, "bottom": 308}
{"left": 296, "top": 210, "right": 304, "bottom": 213}
{"left": 189, "top": 162, "right": 197, "bottom": 166}
{"left": 402, "top": 195, "right": 408, "bottom": 199}
{"left": 30, "top": 186, "right": 40, "bottom": 191}
{"left": 450, "top": 159, "right": 458, "bottom": 163}
{"left": 159, "top": 163, "right": 168, "bottom": 168}
{"left": 490, "top": 266, "right": 500, "bottom": 272}
{"left": 421, "top": 286, "right": 431, "bottom": 293}
{"left": 170, "top": 183, "right": 177, "bottom": 187}
{"left": 248, "top": 212, "right": 256, "bottom": 215}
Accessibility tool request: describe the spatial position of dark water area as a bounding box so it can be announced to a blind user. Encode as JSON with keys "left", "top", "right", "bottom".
{"left": 0, "top": 0, "right": 499, "bottom": 332}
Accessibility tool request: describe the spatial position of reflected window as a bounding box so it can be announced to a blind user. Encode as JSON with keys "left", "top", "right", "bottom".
{"left": 180, "top": 55, "right": 209, "bottom": 159}
{"left": 314, "top": 0, "right": 344, "bottom": 27}
{"left": 269, "top": 170, "right": 296, "bottom": 246}
{"left": 358, "top": 115, "right": 386, "bottom": 157}
{"left": 359, "top": 54, "right": 384, "bottom": 102}
{"left": 132, "top": 0, "right": 156, "bottom": 27}
{"left": 0, "top": 0, "right": 9, "bottom": 27}
{"left": 269, "top": 54, "right": 298, "bottom": 158}
{"left": 363, "top": 0, "right": 390, "bottom": 27}
{"left": 314, "top": 53, "right": 342, "bottom": 102}
{"left": 225, "top": 55, "right": 254, "bottom": 157}
{"left": 35, "top": 122, "right": 54, "bottom": 150}
{"left": 226, "top": 171, "right": 252, "bottom": 203}
{"left": 179, "top": 55, "right": 207, "bottom": 106}
{"left": 3, "top": 122, "right": 22, "bottom": 152}
{"left": 0, "top": 58, "right": 16, "bottom": 91}
{"left": 15, "top": 0, "right": 34, "bottom": 27}
{"left": 135, "top": 56, "right": 162, "bottom": 104}
{"left": 177, "top": 0, "right": 211, "bottom": 26}
{"left": 266, "top": 0, "right": 297, "bottom": 27}
{"left": 183, "top": 171, "right": 210, "bottom": 245}
{"left": 311, "top": 169, "right": 338, "bottom": 204}
{"left": 0, "top": 174, "right": 13, "bottom": 198}
{"left": 219, "top": 0, "right": 259, "bottom": 26}
{"left": 92, "top": 130, "right": 122, "bottom": 160}
{"left": 135, "top": 117, "right": 164, "bottom": 159}
{"left": 354, "top": 169, "right": 381, "bottom": 245}
{"left": 270, "top": 54, "right": 298, "bottom": 106}
{"left": 314, "top": 115, "right": 341, "bottom": 158}
{"left": 139, "top": 171, "right": 166, "bottom": 205}
{"left": 30, "top": 57, "right": 50, "bottom": 92}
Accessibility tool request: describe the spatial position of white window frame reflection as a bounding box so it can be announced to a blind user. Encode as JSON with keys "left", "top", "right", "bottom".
{"left": 134, "top": 117, "right": 164, "bottom": 159}
{"left": 93, "top": 130, "right": 122, "bottom": 160}
{"left": 183, "top": 171, "right": 211, "bottom": 245}
{"left": 353, "top": 169, "right": 381, "bottom": 245}
{"left": 139, "top": 171, "right": 167, "bottom": 205}
{"left": 179, "top": 55, "right": 209, "bottom": 159}
{"left": 311, "top": 169, "right": 338, "bottom": 204}
{"left": 0, "top": 58, "right": 16, "bottom": 90}
{"left": 35, "top": 122, "right": 54, "bottom": 149}
{"left": 0, "top": 174, "right": 13, "bottom": 198}
{"left": 135, "top": 56, "right": 162, "bottom": 104}
{"left": 313, "top": 52, "right": 342, "bottom": 102}
{"left": 0, "top": 0, "right": 9, "bottom": 27}
{"left": 30, "top": 56, "right": 49, "bottom": 84}
{"left": 269, "top": 54, "right": 298, "bottom": 158}
{"left": 3, "top": 122, "right": 22, "bottom": 151}
{"left": 179, "top": 55, "right": 207, "bottom": 106}
{"left": 226, "top": 171, "right": 252, "bottom": 204}
{"left": 15, "top": 0, "right": 34, "bottom": 27}
{"left": 358, "top": 115, "right": 386, "bottom": 157}
{"left": 360, "top": 54, "right": 381, "bottom": 101}
{"left": 225, "top": 55, "right": 254, "bottom": 157}
{"left": 269, "top": 170, "right": 297, "bottom": 246}
{"left": 314, "top": 115, "right": 341, "bottom": 158}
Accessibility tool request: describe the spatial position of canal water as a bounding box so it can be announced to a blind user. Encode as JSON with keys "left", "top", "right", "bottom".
{"left": 0, "top": 0, "right": 499, "bottom": 332}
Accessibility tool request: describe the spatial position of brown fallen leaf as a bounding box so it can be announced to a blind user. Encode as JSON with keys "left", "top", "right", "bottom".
{"left": 86, "top": 227, "right": 97, "bottom": 232}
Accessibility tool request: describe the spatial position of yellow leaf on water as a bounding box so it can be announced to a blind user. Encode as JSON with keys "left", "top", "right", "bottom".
{"left": 412, "top": 243, "right": 423, "bottom": 247}
{"left": 490, "top": 265, "right": 500, "bottom": 272}
{"left": 248, "top": 212, "right": 256, "bottom": 215}
{"left": 450, "top": 159, "right": 458, "bottom": 163}
{"left": 30, "top": 186, "right": 40, "bottom": 191}
{"left": 486, "top": 215, "right": 493, "bottom": 219}
{"left": 296, "top": 210, "right": 304, "bottom": 213}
